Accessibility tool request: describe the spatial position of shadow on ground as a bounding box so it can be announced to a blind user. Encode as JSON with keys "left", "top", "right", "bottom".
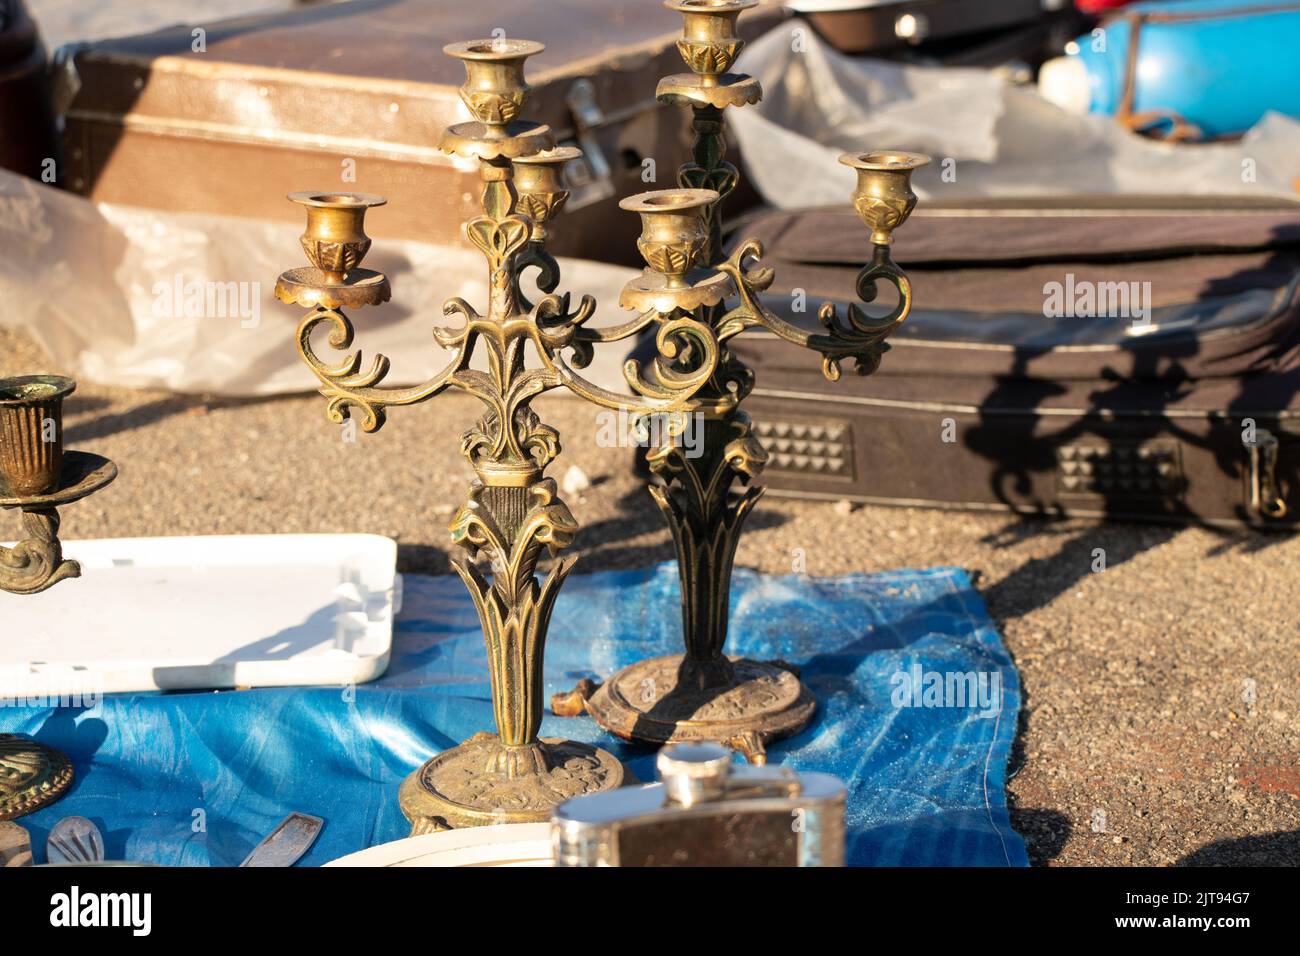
{"left": 1178, "top": 830, "right": 1300, "bottom": 866}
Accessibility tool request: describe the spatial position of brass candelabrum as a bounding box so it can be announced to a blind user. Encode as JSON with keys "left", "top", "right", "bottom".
{"left": 277, "top": 38, "right": 727, "bottom": 832}
{"left": 553, "top": 0, "right": 930, "bottom": 764}
{"left": 0, "top": 374, "right": 118, "bottom": 821}
{"left": 282, "top": 3, "right": 925, "bottom": 828}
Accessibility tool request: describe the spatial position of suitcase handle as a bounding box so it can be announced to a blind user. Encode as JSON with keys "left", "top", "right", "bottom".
{"left": 1247, "top": 428, "right": 1288, "bottom": 520}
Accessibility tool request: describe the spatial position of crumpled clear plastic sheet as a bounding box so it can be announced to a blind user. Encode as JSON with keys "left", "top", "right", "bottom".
{"left": 0, "top": 169, "right": 641, "bottom": 396}
{"left": 729, "top": 23, "right": 1300, "bottom": 207}
{"left": 0, "top": 564, "right": 1025, "bottom": 867}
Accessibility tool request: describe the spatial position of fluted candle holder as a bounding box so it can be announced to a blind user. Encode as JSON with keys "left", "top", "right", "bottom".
{"left": 0, "top": 374, "right": 118, "bottom": 822}
{"left": 553, "top": 0, "right": 930, "bottom": 764}
{"left": 277, "top": 39, "right": 725, "bottom": 832}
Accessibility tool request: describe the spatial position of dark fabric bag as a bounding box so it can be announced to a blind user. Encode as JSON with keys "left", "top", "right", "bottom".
{"left": 0, "top": 0, "right": 57, "bottom": 180}
{"left": 716, "top": 199, "right": 1300, "bottom": 526}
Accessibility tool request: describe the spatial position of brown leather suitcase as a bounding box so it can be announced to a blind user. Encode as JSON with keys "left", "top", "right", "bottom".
{"left": 713, "top": 197, "right": 1300, "bottom": 528}
{"left": 58, "top": 0, "right": 783, "bottom": 264}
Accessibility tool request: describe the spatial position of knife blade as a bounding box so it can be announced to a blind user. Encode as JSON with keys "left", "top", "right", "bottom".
{"left": 239, "top": 813, "right": 323, "bottom": 867}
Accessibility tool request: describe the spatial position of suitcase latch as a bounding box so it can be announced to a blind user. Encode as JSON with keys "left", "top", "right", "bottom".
{"left": 1246, "top": 428, "right": 1287, "bottom": 520}
{"left": 560, "top": 79, "right": 616, "bottom": 211}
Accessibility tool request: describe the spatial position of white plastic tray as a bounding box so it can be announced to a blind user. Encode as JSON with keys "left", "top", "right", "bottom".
{"left": 325, "top": 824, "right": 554, "bottom": 867}
{"left": 0, "top": 534, "right": 399, "bottom": 696}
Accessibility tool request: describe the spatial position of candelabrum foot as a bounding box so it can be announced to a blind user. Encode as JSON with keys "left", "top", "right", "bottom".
{"left": 398, "top": 732, "right": 626, "bottom": 834}
{"left": 556, "top": 655, "right": 815, "bottom": 765}
{"left": 0, "top": 735, "right": 74, "bottom": 821}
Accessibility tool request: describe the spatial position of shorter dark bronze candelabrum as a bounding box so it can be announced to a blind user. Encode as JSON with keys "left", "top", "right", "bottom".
{"left": 553, "top": 0, "right": 929, "bottom": 765}
{"left": 0, "top": 374, "right": 118, "bottom": 822}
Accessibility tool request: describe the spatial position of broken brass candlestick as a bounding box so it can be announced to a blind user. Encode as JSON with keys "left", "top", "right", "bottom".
{"left": 0, "top": 374, "right": 118, "bottom": 821}
{"left": 277, "top": 38, "right": 723, "bottom": 832}
{"left": 554, "top": 0, "right": 930, "bottom": 764}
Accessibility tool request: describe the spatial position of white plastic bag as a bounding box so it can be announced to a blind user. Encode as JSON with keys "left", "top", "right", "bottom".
{"left": 0, "top": 170, "right": 640, "bottom": 396}
{"left": 729, "top": 23, "right": 1300, "bottom": 206}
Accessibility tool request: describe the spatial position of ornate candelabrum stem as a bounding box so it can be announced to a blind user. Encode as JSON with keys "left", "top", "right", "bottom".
{"left": 278, "top": 38, "right": 721, "bottom": 832}
{"left": 557, "top": 0, "right": 930, "bottom": 765}
{"left": 0, "top": 374, "right": 118, "bottom": 821}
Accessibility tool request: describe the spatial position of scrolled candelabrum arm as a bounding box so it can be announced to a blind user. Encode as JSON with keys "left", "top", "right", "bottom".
{"left": 547, "top": 309, "right": 723, "bottom": 419}
{"left": 517, "top": 253, "right": 723, "bottom": 422}
{"left": 715, "top": 237, "right": 914, "bottom": 382}
{"left": 0, "top": 508, "right": 80, "bottom": 596}
{"left": 514, "top": 242, "right": 561, "bottom": 315}
{"left": 296, "top": 304, "right": 472, "bottom": 432}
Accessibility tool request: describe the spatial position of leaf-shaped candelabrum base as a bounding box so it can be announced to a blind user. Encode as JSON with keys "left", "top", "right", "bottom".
{"left": 400, "top": 476, "right": 625, "bottom": 833}
{"left": 647, "top": 414, "right": 765, "bottom": 685}
{"left": 555, "top": 408, "right": 815, "bottom": 765}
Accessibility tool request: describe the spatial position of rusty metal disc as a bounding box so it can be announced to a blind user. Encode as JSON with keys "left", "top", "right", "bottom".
{"left": 585, "top": 655, "right": 816, "bottom": 750}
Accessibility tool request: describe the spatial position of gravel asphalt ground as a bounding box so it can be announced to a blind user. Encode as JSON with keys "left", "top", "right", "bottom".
{"left": 3, "top": 326, "right": 1296, "bottom": 866}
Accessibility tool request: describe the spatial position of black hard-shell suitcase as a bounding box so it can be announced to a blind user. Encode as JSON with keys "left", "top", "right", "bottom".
{"left": 712, "top": 197, "right": 1300, "bottom": 528}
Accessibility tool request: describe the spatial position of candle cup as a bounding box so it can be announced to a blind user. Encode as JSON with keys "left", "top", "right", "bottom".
{"left": 665, "top": 0, "right": 757, "bottom": 84}
{"left": 841, "top": 151, "right": 931, "bottom": 246}
{"left": 513, "top": 146, "right": 581, "bottom": 242}
{"left": 0, "top": 375, "right": 74, "bottom": 499}
{"left": 288, "top": 192, "right": 387, "bottom": 285}
{"left": 621, "top": 188, "right": 718, "bottom": 289}
{"left": 445, "top": 38, "right": 545, "bottom": 133}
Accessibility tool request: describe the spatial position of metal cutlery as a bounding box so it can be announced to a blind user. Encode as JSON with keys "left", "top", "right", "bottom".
{"left": 239, "top": 812, "right": 323, "bottom": 867}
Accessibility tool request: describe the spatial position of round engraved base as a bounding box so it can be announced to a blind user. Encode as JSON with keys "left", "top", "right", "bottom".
{"left": 398, "top": 732, "right": 625, "bottom": 834}
{"left": 584, "top": 655, "right": 815, "bottom": 757}
{"left": 0, "top": 735, "right": 74, "bottom": 821}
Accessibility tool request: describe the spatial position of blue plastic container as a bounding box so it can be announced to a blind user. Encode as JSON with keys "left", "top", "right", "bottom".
{"left": 1071, "top": 0, "right": 1300, "bottom": 138}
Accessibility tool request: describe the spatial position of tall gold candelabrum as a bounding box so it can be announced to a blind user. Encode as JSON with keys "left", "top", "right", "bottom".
{"left": 554, "top": 0, "right": 930, "bottom": 764}
{"left": 0, "top": 375, "right": 118, "bottom": 821}
{"left": 277, "top": 38, "right": 727, "bottom": 832}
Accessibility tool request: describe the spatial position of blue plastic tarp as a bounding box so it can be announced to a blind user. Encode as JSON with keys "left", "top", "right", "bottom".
{"left": 0, "top": 564, "right": 1027, "bottom": 867}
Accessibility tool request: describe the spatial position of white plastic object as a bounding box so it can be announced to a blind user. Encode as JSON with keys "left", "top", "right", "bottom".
{"left": 0, "top": 169, "right": 641, "bottom": 399}
{"left": 725, "top": 23, "right": 1300, "bottom": 207}
{"left": 0, "top": 534, "right": 398, "bottom": 696}
{"left": 1037, "top": 55, "right": 1091, "bottom": 117}
{"left": 324, "top": 824, "right": 554, "bottom": 867}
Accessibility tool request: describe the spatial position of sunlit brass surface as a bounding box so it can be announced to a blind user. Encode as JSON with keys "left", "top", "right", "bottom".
{"left": 0, "top": 736, "right": 73, "bottom": 821}
{"left": 553, "top": 0, "right": 929, "bottom": 760}
{"left": 0, "top": 376, "right": 118, "bottom": 819}
{"left": 278, "top": 39, "right": 726, "bottom": 832}
{"left": 842, "top": 151, "right": 930, "bottom": 247}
